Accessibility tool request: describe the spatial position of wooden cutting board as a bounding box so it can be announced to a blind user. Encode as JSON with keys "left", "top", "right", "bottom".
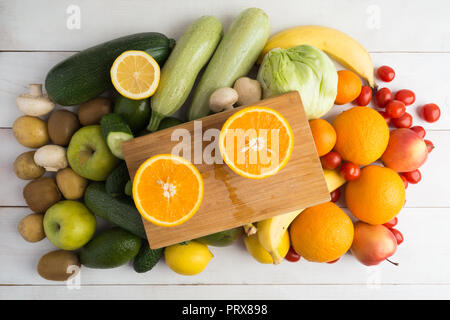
{"left": 123, "top": 92, "right": 330, "bottom": 249}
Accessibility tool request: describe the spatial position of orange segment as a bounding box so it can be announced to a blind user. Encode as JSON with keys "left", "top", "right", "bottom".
{"left": 132, "top": 154, "right": 204, "bottom": 227}
{"left": 219, "top": 107, "right": 294, "bottom": 179}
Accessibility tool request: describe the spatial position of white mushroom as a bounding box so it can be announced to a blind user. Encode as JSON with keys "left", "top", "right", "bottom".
{"left": 16, "top": 84, "right": 55, "bottom": 117}
{"left": 233, "top": 77, "right": 262, "bottom": 106}
{"left": 209, "top": 87, "right": 239, "bottom": 113}
{"left": 34, "top": 145, "right": 68, "bottom": 172}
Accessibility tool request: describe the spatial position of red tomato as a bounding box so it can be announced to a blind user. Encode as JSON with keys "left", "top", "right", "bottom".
{"left": 327, "top": 258, "right": 340, "bottom": 264}
{"left": 410, "top": 126, "right": 426, "bottom": 138}
{"left": 421, "top": 103, "right": 441, "bottom": 122}
{"left": 377, "top": 66, "right": 395, "bottom": 82}
{"left": 399, "top": 174, "right": 409, "bottom": 189}
{"left": 340, "top": 162, "right": 361, "bottom": 181}
{"left": 394, "top": 89, "right": 416, "bottom": 106}
{"left": 385, "top": 100, "right": 406, "bottom": 118}
{"left": 375, "top": 87, "right": 393, "bottom": 108}
{"left": 285, "top": 247, "right": 301, "bottom": 262}
{"left": 402, "top": 169, "right": 421, "bottom": 184}
{"left": 392, "top": 112, "right": 412, "bottom": 128}
{"left": 330, "top": 188, "right": 341, "bottom": 203}
{"left": 383, "top": 217, "right": 398, "bottom": 229}
{"left": 424, "top": 139, "right": 434, "bottom": 153}
{"left": 379, "top": 111, "right": 391, "bottom": 125}
{"left": 355, "top": 86, "right": 372, "bottom": 106}
{"left": 321, "top": 151, "right": 342, "bottom": 170}
{"left": 390, "top": 228, "right": 404, "bottom": 245}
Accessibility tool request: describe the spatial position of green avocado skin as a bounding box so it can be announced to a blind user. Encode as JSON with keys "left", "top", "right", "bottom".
{"left": 133, "top": 242, "right": 164, "bottom": 273}
{"left": 80, "top": 227, "right": 141, "bottom": 269}
{"left": 196, "top": 227, "right": 243, "bottom": 247}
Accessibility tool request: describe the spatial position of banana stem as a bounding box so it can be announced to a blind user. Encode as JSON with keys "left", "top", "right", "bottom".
{"left": 244, "top": 223, "right": 257, "bottom": 236}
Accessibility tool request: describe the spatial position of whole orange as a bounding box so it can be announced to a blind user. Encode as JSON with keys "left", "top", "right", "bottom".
{"left": 346, "top": 165, "right": 405, "bottom": 225}
{"left": 290, "top": 202, "right": 354, "bottom": 263}
{"left": 335, "top": 70, "right": 362, "bottom": 105}
{"left": 333, "top": 106, "right": 389, "bottom": 166}
{"left": 309, "top": 119, "right": 337, "bottom": 156}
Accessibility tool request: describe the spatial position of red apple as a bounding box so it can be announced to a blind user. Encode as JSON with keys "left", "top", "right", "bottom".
{"left": 351, "top": 221, "right": 397, "bottom": 266}
{"left": 381, "top": 128, "right": 428, "bottom": 172}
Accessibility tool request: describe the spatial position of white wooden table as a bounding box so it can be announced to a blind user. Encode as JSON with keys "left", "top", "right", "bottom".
{"left": 1, "top": 0, "right": 450, "bottom": 300}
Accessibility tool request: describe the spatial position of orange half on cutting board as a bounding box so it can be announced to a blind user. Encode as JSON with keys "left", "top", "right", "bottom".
{"left": 219, "top": 106, "right": 294, "bottom": 179}
{"left": 132, "top": 154, "right": 204, "bottom": 227}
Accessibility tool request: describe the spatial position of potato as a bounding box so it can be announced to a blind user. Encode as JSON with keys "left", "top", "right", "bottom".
{"left": 17, "top": 213, "right": 45, "bottom": 242}
{"left": 23, "top": 177, "right": 61, "bottom": 213}
{"left": 56, "top": 168, "right": 88, "bottom": 200}
{"left": 48, "top": 110, "right": 80, "bottom": 146}
{"left": 13, "top": 116, "right": 49, "bottom": 148}
{"left": 13, "top": 151, "right": 45, "bottom": 180}
{"left": 37, "top": 250, "right": 80, "bottom": 281}
{"left": 78, "top": 98, "right": 112, "bottom": 126}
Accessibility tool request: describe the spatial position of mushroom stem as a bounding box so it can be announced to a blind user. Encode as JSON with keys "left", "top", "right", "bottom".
{"left": 29, "top": 84, "right": 43, "bottom": 97}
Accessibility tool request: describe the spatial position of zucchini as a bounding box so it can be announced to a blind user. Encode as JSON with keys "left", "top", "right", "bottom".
{"left": 105, "top": 162, "right": 130, "bottom": 197}
{"left": 147, "top": 16, "right": 223, "bottom": 131}
{"left": 187, "top": 8, "right": 270, "bottom": 120}
{"left": 45, "top": 33, "right": 174, "bottom": 106}
{"left": 114, "top": 95, "right": 150, "bottom": 134}
{"left": 101, "top": 114, "right": 133, "bottom": 159}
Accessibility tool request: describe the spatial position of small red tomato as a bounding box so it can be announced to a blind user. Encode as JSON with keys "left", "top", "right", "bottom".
{"left": 340, "top": 162, "right": 361, "bottom": 181}
{"left": 383, "top": 217, "right": 398, "bottom": 229}
{"left": 410, "top": 126, "right": 426, "bottom": 138}
{"left": 392, "top": 112, "right": 413, "bottom": 128}
{"left": 385, "top": 100, "right": 406, "bottom": 118}
{"left": 424, "top": 139, "right": 434, "bottom": 153}
{"left": 377, "top": 66, "right": 395, "bottom": 82}
{"left": 403, "top": 169, "right": 421, "bottom": 184}
{"left": 375, "top": 87, "right": 393, "bottom": 108}
{"left": 321, "top": 151, "right": 342, "bottom": 170}
{"left": 330, "top": 188, "right": 341, "bottom": 203}
{"left": 355, "top": 85, "right": 372, "bottom": 106}
{"left": 285, "top": 247, "right": 301, "bottom": 262}
{"left": 399, "top": 174, "right": 409, "bottom": 189}
{"left": 421, "top": 103, "right": 441, "bottom": 123}
{"left": 379, "top": 111, "right": 391, "bottom": 125}
{"left": 327, "top": 258, "right": 340, "bottom": 264}
{"left": 394, "top": 89, "right": 416, "bottom": 106}
{"left": 390, "top": 228, "right": 404, "bottom": 245}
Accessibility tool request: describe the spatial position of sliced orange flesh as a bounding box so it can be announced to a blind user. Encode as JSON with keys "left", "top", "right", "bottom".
{"left": 133, "top": 154, "right": 204, "bottom": 227}
{"left": 219, "top": 106, "right": 294, "bottom": 179}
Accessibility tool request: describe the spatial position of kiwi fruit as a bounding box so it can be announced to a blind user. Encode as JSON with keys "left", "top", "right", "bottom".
{"left": 23, "top": 177, "right": 61, "bottom": 213}
{"left": 78, "top": 98, "right": 112, "bottom": 126}
{"left": 37, "top": 250, "right": 80, "bottom": 281}
{"left": 48, "top": 110, "right": 80, "bottom": 146}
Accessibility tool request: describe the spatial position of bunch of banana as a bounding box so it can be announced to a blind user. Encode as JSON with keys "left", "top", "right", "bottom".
{"left": 258, "top": 25, "right": 376, "bottom": 88}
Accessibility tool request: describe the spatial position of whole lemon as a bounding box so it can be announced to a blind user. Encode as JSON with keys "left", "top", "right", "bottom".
{"left": 346, "top": 165, "right": 405, "bottom": 225}
{"left": 165, "top": 241, "right": 213, "bottom": 276}
{"left": 244, "top": 231, "right": 290, "bottom": 264}
{"left": 290, "top": 202, "right": 354, "bottom": 263}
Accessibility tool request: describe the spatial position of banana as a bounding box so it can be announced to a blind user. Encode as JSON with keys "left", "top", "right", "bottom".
{"left": 258, "top": 25, "right": 376, "bottom": 88}
{"left": 256, "top": 169, "right": 346, "bottom": 264}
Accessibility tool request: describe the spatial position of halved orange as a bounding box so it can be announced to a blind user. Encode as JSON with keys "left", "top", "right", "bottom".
{"left": 132, "top": 154, "right": 204, "bottom": 227}
{"left": 219, "top": 107, "right": 294, "bottom": 179}
{"left": 110, "top": 50, "right": 160, "bottom": 100}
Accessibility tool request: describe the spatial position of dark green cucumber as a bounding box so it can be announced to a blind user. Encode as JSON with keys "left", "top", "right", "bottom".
{"left": 105, "top": 162, "right": 130, "bottom": 197}
{"left": 45, "top": 33, "right": 174, "bottom": 106}
{"left": 133, "top": 242, "right": 163, "bottom": 273}
{"left": 114, "top": 95, "right": 150, "bottom": 134}
{"left": 84, "top": 182, "right": 146, "bottom": 239}
{"left": 158, "top": 117, "right": 183, "bottom": 130}
{"left": 101, "top": 113, "right": 133, "bottom": 159}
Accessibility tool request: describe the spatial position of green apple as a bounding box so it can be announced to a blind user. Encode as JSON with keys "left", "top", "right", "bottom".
{"left": 67, "top": 125, "right": 119, "bottom": 181}
{"left": 44, "top": 200, "right": 96, "bottom": 250}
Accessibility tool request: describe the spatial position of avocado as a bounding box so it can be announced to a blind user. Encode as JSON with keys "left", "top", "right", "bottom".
{"left": 133, "top": 242, "right": 163, "bottom": 273}
{"left": 105, "top": 162, "right": 130, "bottom": 197}
{"left": 80, "top": 227, "right": 141, "bottom": 269}
{"left": 196, "top": 227, "right": 243, "bottom": 247}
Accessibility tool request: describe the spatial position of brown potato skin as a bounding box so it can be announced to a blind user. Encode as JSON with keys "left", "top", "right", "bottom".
{"left": 37, "top": 250, "right": 80, "bottom": 281}
{"left": 23, "top": 177, "right": 61, "bottom": 213}
{"left": 48, "top": 110, "right": 80, "bottom": 146}
{"left": 13, "top": 151, "right": 45, "bottom": 180}
{"left": 56, "top": 168, "right": 88, "bottom": 200}
{"left": 17, "top": 213, "right": 45, "bottom": 242}
{"left": 13, "top": 116, "right": 49, "bottom": 148}
{"left": 78, "top": 98, "right": 112, "bottom": 126}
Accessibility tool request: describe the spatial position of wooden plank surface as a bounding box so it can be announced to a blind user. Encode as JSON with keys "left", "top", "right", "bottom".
{"left": 124, "top": 92, "right": 329, "bottom": 248}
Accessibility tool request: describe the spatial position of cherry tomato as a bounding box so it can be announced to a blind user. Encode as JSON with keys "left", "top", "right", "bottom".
{"left": 285, "top": 247, "right": 301, "bottom": 262}
{"left": 383, "top": 217, "right": 398, "bottom": 229}
{"left": 377, "top": 66, "right": 395, "bottom": 82}
{"left": 424, "top": 139, "right": 434, "bottom": 153}
{"left": 392, "top": 112, "right": 412, "bottom": 128}
{"left": 410, "top": 126, "right": 426, "bottom": 138}
{"left": 390, "top": 228, "right": 404, "bottom": 245}
{"left": 375, "top": 87, "right": 393, "bottom": 108}
{"left": 355, "top": 85, "right": 372, "bottom": 106}
{"left": 327, "top": 258, "right": 340, "bottom": 264}
{"left": 399, "top": 174, "right": 409, "bottom": 189}
{"left": 394, "top": 89, "right": 416, "bottom": 106}
{"left": 385, "top": 100, "right": 406, "bottom": 118}
{"left": 402, "top": 169, "right": 421, "bottom": 184}
{"left": 321, "top": 151, "right": 342, "bottom": 170}
{"left": 379, "top": 111, "right": 391, "bottom": 125}
{"left": 340, "top": 162, "right": 361, "bottom": 181}
{"left": 330, "top": 188, "right": 341, "bottom": 203}
{"left": 421, "top": 103, "right": 441, "bottom": 123}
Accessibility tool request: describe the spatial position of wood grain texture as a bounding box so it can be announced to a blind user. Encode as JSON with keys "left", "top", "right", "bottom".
{"left": 123, "top": 92, "right": 330, "bottom": 248}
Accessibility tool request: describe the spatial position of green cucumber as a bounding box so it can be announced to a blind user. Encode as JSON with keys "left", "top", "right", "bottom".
{"left": 84, "top": 182, "right": 147, "bottom": 239}
{"left": 114, "top": 95, "right": 150, "bottom": 134}
{"left": 124, "top": 180, "right": 132, "bottom": 197}
{"left": 101, "top": 114, "right": 133, "bottom": 159}
{"left": 147, "top": 16, "right": 223, "bottom": 131}
{"left": 105, "top": 162, "right": 130, "bottom": 197}
{"left": 158, "top": 117, "right": 183, "bottom": 130}
{"left": 133, "top": 242, "right": 163, "bottom": 273}
{"left": 187, "top": 8, "right": 270, "bottom": 120}
{"left": 45, "top": 33, "right": 174, "bottom": 106}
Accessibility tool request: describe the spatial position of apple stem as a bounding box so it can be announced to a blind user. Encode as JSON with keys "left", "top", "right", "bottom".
{"left": 386, "top": 258, "right": 399, "bottom": 266}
